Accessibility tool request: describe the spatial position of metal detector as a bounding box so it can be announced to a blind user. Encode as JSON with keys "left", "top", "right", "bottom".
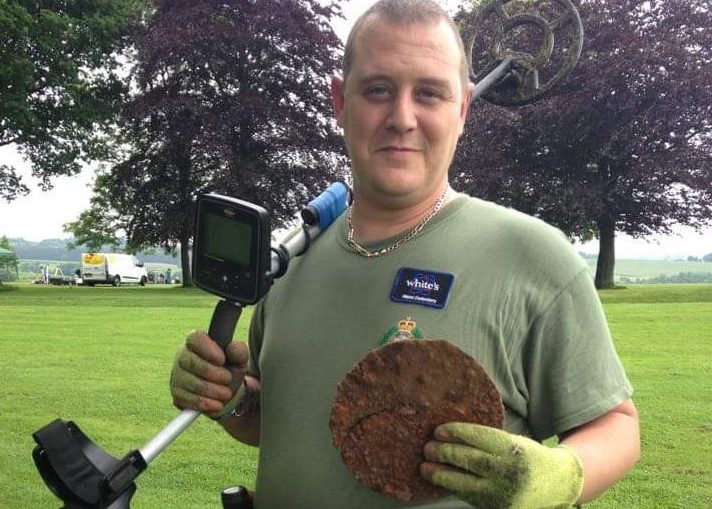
{"left": 31, "top": 182, "right": 351, "bottom": 509}
{"left": 30, "top": 0, "right": 584, "bottom": 507}
{"left": 467, "top": 0, "right": 583, "bottom": 105}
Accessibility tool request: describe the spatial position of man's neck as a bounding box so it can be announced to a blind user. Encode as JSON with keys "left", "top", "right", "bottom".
{"left": 349, "top": 186, "right": 452, "bottom": 244}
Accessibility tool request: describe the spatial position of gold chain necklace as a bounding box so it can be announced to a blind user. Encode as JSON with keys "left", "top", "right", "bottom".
{"left": 346, "top": 186, "right": 450, "bottom": 258}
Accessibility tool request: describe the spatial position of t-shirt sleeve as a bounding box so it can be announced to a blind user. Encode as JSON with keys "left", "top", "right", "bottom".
{"left": 524, "top": 268, "right": 633, "bottom": 440}
{"left": 247, "top": 301, "right": 265, "bottom": 378}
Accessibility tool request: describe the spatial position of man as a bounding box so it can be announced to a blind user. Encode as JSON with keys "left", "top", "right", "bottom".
{"left": 170, "top": 1, "right": 640, "bottom": 507}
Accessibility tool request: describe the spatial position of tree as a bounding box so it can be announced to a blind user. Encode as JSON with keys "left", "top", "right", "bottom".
{"left": 0, "top": 0, "right": 147, "bottom": 201}
{"left": 67, "top": 0, "right": 347, "bottom": 286}
{"left": 0, "top": 236, "right": 19, "bottom": 283}
{"left": 453, "top": 0, "right": 712, "bottom": 288}
{"left": 704, "top": 253, "right": 712, "bottom": 263}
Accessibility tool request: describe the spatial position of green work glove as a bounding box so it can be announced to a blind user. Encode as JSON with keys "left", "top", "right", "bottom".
{"left": 170, "top": 330, "right": 249, "bottom": 419}
{"left": 421, "top": 423, "right": 583, "bottom": 509}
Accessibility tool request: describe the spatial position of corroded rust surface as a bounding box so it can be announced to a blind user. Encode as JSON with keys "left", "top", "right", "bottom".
{"left": 330, "top": 339, "right": 504, "bottom": 501}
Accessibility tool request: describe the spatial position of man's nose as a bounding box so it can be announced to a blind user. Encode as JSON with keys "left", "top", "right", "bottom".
{"left": 386, "top": 93, "right": 418, "bottom": 133}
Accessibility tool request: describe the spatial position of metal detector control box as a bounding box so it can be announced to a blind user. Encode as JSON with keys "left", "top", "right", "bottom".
{"left": 193, "top": 194, "right": 271, "bottom": 304}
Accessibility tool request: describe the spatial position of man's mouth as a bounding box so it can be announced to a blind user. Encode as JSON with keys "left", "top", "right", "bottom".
{"left": 377, "top": 146, "right": 420, "bottom": 153}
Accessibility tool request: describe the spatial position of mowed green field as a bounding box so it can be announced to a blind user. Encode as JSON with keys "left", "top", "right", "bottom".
{"left": 0, "top": 284, "right": 710, "bottom": 508}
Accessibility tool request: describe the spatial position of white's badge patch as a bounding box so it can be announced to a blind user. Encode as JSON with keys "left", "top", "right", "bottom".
{"left": 390, "top": 267, "right": 454, "bottom": 309}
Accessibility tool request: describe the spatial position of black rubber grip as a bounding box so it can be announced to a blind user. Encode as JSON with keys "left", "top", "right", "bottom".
{"left": 208, "top": 300, "right": 242, "bottom": 350}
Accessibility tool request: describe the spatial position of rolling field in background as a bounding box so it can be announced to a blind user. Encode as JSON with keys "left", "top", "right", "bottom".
{"left": 582, "top": 259, "right": 712, "bottom": 283}
{"left": 1, "top": 283, "right": 710, "bottom": 508}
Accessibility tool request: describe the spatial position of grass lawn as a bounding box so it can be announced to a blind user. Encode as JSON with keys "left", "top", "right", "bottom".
{"left": 593, "top": 285, "right": 712, "bottom": 508}
{"left": 1, "top": 283, "right": 711, "bottom": 508}
{"left": 0, "top": 285, "right": 257, "bottom": 509}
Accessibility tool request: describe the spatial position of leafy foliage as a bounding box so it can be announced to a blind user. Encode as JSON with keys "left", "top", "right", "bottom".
{"left": 0, "top": 236, "right": 19, "bottom": 282}
{"left": 453, "top": 0, "right": 712, "bottom": 288}
{"left": 0, "top": 0, "right": 148, "bottom": 200}
{"left": 67, "top": 0, "right": 347, "bottom": 285}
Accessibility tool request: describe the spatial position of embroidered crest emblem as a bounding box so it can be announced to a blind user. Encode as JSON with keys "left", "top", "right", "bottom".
{"left": 379, "top": 316, "right": 423, "bottom": 346}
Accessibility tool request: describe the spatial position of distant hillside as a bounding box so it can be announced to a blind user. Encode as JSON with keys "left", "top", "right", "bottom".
{"left": 8, "top": 237, "right": 180, "bottom": 265}
{"left": 584, "top": 258, "right": 712, "bottom": 284}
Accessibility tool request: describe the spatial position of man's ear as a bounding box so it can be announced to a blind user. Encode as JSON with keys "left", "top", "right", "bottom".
{"left": 331, "top": 75, "right": 346, "bottom": 128}
{"left": 458, "top": 82, "right": 475, "bottom": 135}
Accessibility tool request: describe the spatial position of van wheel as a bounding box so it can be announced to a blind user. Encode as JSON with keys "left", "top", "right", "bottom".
{"left": 112, "top": 275, "right": 121, "bottom": 287}
{"left": 140, "top": 276, "right": 147, "bottom": 286}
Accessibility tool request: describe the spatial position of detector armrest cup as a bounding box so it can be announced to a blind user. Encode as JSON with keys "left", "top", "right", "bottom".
{"left": 32, "top": 419, "right": 139, "bottom": 509}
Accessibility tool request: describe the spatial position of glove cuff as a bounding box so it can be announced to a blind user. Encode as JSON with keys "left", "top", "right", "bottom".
{"left": 553, "top": 444, "right": 585, "bottom": 507}
{"left": 210, "top": 382, "right": 247, "bottom": 420}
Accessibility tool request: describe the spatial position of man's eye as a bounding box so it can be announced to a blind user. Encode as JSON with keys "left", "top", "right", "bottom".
{"left": 417, "top": 88, "right": 442, "bottom": 101}
{"left": 364, "top": 85, "right": 391, "bottom": 98}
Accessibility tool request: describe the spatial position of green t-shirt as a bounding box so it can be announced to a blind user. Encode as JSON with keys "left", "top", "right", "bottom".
{"left": 247, "top": 193, "right": 632, "bottom": 509}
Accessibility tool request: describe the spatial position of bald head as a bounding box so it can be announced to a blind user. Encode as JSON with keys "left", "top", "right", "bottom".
{"left": 343, "top": 0, "right": 470, "bottom": 88}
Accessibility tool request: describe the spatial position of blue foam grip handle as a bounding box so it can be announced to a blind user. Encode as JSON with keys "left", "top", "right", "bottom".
{"left": 306, "top": 182, "right": 350, "bottom": 230}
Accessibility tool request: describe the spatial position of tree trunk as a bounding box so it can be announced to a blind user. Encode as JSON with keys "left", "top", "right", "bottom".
{"left": 180, "top": 236, "right": 192, "bottom": 287}
{"left": 595, "top": 215, "right": 616, "bottom": 289}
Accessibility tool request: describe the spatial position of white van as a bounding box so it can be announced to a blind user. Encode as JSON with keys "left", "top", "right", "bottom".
{"left": 81, "top": 253, "right": 148, "bottom": 286}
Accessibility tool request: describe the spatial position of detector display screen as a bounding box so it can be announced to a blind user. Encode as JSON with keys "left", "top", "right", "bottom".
{"left": 193, "top": 194, "right": 270, "bottom": 304}
{"left": 202, "top": 212, "right": 252, "bottom": 268}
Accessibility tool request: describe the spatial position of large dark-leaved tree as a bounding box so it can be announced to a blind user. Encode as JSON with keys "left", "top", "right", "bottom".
{"left": 0, "top": 0, "right": 147, "bottom": 200}
{"left": 453, "top": 0, "right": 712, "bottom": 288}
{"left": 67, "top": 0, "right": 347, "bottom": 285}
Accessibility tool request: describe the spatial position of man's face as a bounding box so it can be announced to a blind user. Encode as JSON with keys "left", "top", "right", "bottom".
{"left": 332, "top": 17, "right": 473, "bottom": 208}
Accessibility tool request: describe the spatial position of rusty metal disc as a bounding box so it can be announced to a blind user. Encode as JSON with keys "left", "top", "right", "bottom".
{"left": 330, "top": 339, "right": 504, "bottom": 501}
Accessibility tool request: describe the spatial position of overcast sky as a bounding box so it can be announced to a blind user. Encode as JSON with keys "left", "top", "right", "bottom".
{"left": 0, "top": 0, "right": 709, "bottom": 258}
